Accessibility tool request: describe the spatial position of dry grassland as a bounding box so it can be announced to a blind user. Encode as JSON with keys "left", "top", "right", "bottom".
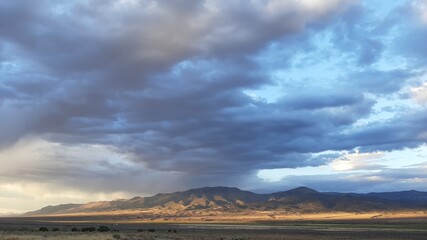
{"left": 1, "top": 211, "right": 426, "bottom": 240}
{"left": 30, "top": 209, "right": 427, "bottom": 223}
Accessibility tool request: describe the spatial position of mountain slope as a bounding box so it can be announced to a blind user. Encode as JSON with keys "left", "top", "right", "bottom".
{"left": 24, "top": 186, "right": 427, "bottom": 216}
{"left": 25, "top": 203, "right": 83, "bottom": 216}
{"left": 132, "top": 186, "right": 269, "bottom": 209}
{"left": 366, "top": 190, "right": 427, "bottom": 204}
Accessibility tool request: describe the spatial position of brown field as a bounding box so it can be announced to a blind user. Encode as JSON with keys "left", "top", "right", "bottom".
{"left": 24, "top": 209, "right": 427, "bottom": 223}
{"left": 0, "top": 212, "right": 427, "bottom": 240}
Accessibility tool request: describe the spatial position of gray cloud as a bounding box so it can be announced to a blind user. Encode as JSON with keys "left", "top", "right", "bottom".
{"left": 0, "top": 0, "right": 427, "bottom": 198}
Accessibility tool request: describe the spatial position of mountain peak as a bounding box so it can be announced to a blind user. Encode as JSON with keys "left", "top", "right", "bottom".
{"left": 286, "top": 186, "right": 318, "bottom": 194}
{"left": 200, "top": 186, "right": 240, "bottom": 190}
{"left": 186, "top": 186, "right": 242, "bottom": 193}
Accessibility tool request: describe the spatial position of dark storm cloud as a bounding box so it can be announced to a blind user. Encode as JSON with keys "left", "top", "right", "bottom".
{"left": 1, "top": 0, "right": 427, "bottom": 195}
{"left": 339, "top": 110, "right": 427, "bottom": 152}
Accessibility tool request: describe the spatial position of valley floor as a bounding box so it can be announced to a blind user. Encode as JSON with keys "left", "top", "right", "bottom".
{"left": 0, "top": 230, "right": 427, "bottom": 240}
{"left": 1, "top": 216, "right": 427, "bottom": 240}
{"left": 21, "top": 209, "right": 427, "bottom": 223}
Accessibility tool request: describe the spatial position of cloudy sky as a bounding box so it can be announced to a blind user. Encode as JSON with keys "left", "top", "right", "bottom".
{"left": 1, "top": 0, "right": 427, "bottom": 213}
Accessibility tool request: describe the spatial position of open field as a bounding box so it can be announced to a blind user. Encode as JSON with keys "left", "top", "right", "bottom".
{"left": 21, "top": 209, "right": 427, "bottom": 223}
{"left": 0, "top": 216, "right": 427, "bottom": 240}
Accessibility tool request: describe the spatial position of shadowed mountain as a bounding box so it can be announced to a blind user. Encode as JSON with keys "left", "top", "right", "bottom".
{"left": 24, "top": 203, "right": 83, "bottom": 216}
{"left": 366, "top": 190, "right": 427, "bottom": 204}
{"left": 24, "top": 186, "right": 427, "bottom": 216}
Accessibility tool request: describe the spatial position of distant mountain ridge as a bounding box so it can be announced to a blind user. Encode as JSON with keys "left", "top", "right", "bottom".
{"left": 24, "top": 186, "right": 427, "bottom": 216}
{"left": 366, "top": 190, "right": 427, "bottom": 203}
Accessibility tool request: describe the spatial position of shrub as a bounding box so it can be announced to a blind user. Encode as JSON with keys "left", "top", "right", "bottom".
{"left": 39, "top": 227, "right": 49, "bottom": 232}
{"left": 112, "top": 234, "right": 121, "bottom": 239}
{"left": 98, "top": 226, "right": 110, "bottom": 232}
{"left": 81, "top": 227, "right": 96, "bottom": 232}
{"left": 148, "top": 229, "right": 155, "bottom": 233}
{"left": 137, "top": 229, "right": 144, "bottom": 232}
{"left": 71, "top": 227, "right": 80, "bottom": 232}
{"left": 52, "top": 228, "right": 60, "bottom": 232}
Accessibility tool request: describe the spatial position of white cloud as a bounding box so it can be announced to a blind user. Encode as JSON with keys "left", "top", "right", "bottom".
{"left": 257, "top": 150, "right": 385, "bottom": 182}
{"left": 364, "top": 175, "right": 386, "bottom": 182}
{"left": 413, "top": 0, "right": 427, "bottom": 25}
{"left": 0, "top": 137, "right": 195, "bottom": 212}
{"left": 0, "top": 137, "right": 143, "bottom": 211}
{"left": 0, "top": 137, "right": 135, "bottom": 177}
{"left": 264, "top": 0, "right": 354, "bottom": 16}
{"left": 411, "top": 83, "right": 427, "bottom": 104}
{"left": 330, "top": 151, "right": 385, "bottom": 171}
{"left": 256, "top": 146, "right": 427, "bottom": 192}
{"left": 0, "top": 182, "right": 133, "bottom": 212}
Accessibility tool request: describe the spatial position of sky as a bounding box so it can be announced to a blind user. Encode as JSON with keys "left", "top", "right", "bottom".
{"left": 1, "top": 0, "right": 427, "bottom": 213}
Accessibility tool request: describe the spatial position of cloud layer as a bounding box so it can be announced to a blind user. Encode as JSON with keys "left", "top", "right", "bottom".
{"left": 1, "top": 0, "right": 427, "bottom": 211}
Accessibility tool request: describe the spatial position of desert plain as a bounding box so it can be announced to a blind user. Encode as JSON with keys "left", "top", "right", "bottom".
{"left": 1, "top": 210, "right": 427, "bottom": 240}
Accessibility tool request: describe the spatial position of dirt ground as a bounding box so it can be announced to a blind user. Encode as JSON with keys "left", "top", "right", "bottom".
{"left": 0, "top": 217, "right": 426, "bottom": 240}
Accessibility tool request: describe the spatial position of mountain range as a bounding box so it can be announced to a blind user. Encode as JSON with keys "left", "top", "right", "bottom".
{"left": 24, "top": 186, "right": 427, "bottom": 217}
